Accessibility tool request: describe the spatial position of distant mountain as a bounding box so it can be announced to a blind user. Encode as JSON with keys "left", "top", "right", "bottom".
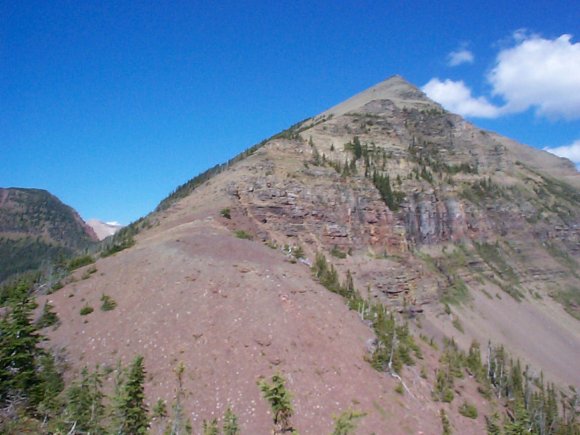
{"left": 86, "top": 219, "right": 124, "bottom": 240}
{"left": 0, "top": 187, "right": 97, "bottom": 282}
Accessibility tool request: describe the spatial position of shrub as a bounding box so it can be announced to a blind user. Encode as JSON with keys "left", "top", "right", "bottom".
{"left": 330, "top": 245, "right": 347, "bottom": 259}
{"left": 36, "top": 302, "right": 59, "bottom": 329}
{"left": 291, "top": 245, "right": 305, "bottom": 259}
{"left": 80, "top": 305, "right": 94, "bottom": 316}
{"left": 81, "top": 266, "right": 98, "bottom": 280}
{"left": 458, "top": 401, "right": 478, "bottom": 419}
{"left": 440, "top": 409, "right": 452, "bottom": 435}
{"left": 100, "top": 294, "right": 117, "bottom": 311}
{"left": 67, "top": 255, "right": 94, "bottom": 272}
{"left": 220, "top": 208, "right": 231, "bottom": 219}
{"left": 258, "top": 374, "right": 294, "bottom": 433}
{"left": 234, "top": 230, "right": 252, "bottom": 240}
{"left": 331, "top": 409, "right": 366, "bottom": 435}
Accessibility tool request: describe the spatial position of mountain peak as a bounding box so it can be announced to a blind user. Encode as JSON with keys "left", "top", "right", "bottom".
{"left": 321, "top": 74, "right": 437, "bottom": 117}
{"left": 86, "top": 219, "right": 124, "bottom": 240}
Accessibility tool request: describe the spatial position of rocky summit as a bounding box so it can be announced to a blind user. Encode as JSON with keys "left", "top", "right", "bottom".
{"left": 29, "top": 76, "right": 580, "bottom": 433}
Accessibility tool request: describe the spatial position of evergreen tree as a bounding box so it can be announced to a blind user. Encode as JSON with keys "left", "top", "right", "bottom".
{"left": 114, "top": 355, "right": 149, "bottom": 434}
{"left": 0, "top": 292, "right": 44, "bottom": 406}
{"left": 258, "top": 373, "right": 294, "bottom": 434}
{"left": 202, "top": 418, "right": 219, "bottom": 435}
{"left": 331, "top": 409, "right": 366, "bottom": 435}
{"left": 168, "top": 362, "right": 191, "bottom": 435}
{"left": 223, "top": 407, "right": 240, "bottom": 435}
{"left": 152, "top": 398, "right": 168, "bottom": 433}
{"left": 485, "top": 413, "right": 502, "bottom": 435}
{"left": 62, "top": 367, "right": 105, "bottom": 434}
{"left": 35, "top": 301, "right": 59, "bottom": 329}
{"left": 352, "top": 136, "right": 362, "bottom": 161}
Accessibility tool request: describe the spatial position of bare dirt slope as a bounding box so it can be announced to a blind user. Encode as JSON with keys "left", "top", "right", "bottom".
{"left": 42, "top": 195, "right": 490, "bottom": 433}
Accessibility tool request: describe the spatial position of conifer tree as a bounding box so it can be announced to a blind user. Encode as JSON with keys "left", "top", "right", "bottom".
{"left": 331, "top": 409, "right": 366, "bottom": 435}
{"left": 203, "top": 418, "right": 219, "bottom": 435}
{"left": 222, "top": 407, "right": 240, "bottom": 435}
{"left": 62, "top": 367, "right": 105, "bottom": 434}
{"left": 114, "top": 355, "right": 149, "bottom": 434}
{"left": 168, "top": 362, "right": 191, "bottom": 435}
{"left": 0, "top": 292, "right": 44, "bottom": 405}
{"left": 35, "top": 301, "right": 59, "bottom": 329}
{"left": 258, "top": 373, "right": 294, "bottom": 434}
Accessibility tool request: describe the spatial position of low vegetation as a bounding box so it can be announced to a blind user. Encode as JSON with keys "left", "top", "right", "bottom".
{"left": 234, "top": 229, "right": 252, "bottom": 240}
{"left": 79, "top": 305, "right": 94, "bottom": 316}
{"left": 100, "top": 293, "right": 117, "bottom": 311}
{"left": 458, "top": 401, "right": 478, "bottom": 419}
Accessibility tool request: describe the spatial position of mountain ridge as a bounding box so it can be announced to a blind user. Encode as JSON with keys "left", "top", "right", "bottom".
{"left": 0, "top": 187, "right": 98, "bottom": 282}
{"left": 28, "top": 75, "right": 580, "bottom": 433}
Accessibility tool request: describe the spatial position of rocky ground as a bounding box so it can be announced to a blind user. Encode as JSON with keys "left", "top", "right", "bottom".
{"left": 39, "top": 76, "right": 580, "bottom": 433}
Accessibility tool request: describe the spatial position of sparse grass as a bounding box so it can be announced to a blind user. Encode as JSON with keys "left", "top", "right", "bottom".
{"left": 474, "top": 242, "right": 518, "bottom": 283}
{"left": 234, "top": 230, "right": 252, "bottom": 240}
{"left": 544, "top": 241, "right": 579, "bottom": 277}
{"left": 330, "top": 245, "right": 347, "bottom": 259}
{"left": 452, "top": 317, "right": 464, "bottom": 333}
{"left": 291, "top": 245, "right": 305, "bottom": 259}
{"left": 553, "top": 287, "right": 580, "bottom": 320}
{"left": 441, "top": 277, "right": 470, "bottom": 306}
{"left": 81, "top": 265, "right": 98, "bottom": 280}
{"left": 440, "top": 409, "right": 452, "bottom": 435}
{"left": 67, "top": 255, "right": 94, "bottom": 272}
{"left": 474, "top": 242, "right": 524, "bottom": 301}
{"left": 394, "top": 383, "right": 404, "bottom": 395}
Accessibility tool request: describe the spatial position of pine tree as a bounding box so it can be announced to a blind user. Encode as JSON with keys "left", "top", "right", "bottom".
{"left": 331, "top": 409, "right": 366, "bottom": 434}
{"left": 202, "top": 418, "right": 219, "bottom": 435}
{"left": 35, "top": 301, "right": 59, "bottom": 329}
{"left": 152, "top": 398, "right": 168, "bottom": 433}
{"left": 223, "top": 407, "right": 240, "bottom": 435}
{"left": 258, "top": 373, "right": 294, "bottom": 434}
{"left": 168, "top": 362, "right": 191, "bottom": 435}
{"left": 115, "top": 355, "right": 149, "bottom": 434}
{"left": 62, "top": 367, "right": 105, "bottom": 434}
{"left": 0, "top": 292, "right": 44, "bottom": 406}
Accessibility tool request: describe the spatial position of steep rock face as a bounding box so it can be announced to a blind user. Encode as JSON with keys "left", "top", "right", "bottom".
{"left": 404, "top": 191, "right": 469, "bottom": 245}
{"left": 206, "top": 76, "right": 580, "bottom": 384}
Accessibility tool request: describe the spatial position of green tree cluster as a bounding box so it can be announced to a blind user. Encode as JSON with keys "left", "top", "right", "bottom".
{"left": 0, "top": 281, "right": 63, "bottom": 413}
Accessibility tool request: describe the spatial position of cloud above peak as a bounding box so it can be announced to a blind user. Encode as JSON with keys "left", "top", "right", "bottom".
{"left": 488, "top": 33, "right": 580, "bottom": 119}
{"left": 447, "top": 48, "right": 474, "bottom": 67}
{"left": 423, "top": 33, "right": 580, "bottom": 120}
{"left": 422, "top": 78, "right": 501, "bottom": 118}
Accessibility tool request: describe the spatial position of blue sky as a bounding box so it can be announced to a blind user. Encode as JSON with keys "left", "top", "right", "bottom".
{"left": 2, "top": 1, "right": 579, "bottom": 224}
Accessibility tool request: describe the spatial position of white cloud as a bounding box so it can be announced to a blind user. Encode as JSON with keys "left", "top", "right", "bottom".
{"left": 447, "top": 49, "right": 474, "bottom": 67}
{"left": 424, "top": 32, "right": 580, "bottom": 120}
{"left": 544, "top": 139, "right": 580, "bottom": 168}
{"left": 488, "top": 33, "right": 580, "bottom": 119}
{"left": 422, "top": 78, "right": 501, "bottom": 118}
